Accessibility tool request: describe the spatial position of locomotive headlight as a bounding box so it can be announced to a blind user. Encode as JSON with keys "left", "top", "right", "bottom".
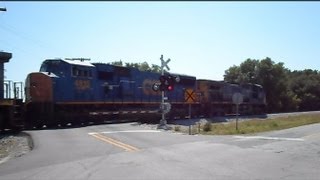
{"left": 152, "top": 83, "right": 160, "bottom": 92}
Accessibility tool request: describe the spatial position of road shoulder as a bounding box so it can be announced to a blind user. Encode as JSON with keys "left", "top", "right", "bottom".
{"left": 0, "top": 132, "right": 33, "bottom": 164}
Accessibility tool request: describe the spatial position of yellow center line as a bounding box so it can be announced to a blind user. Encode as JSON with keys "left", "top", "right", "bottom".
{"left": 89, "top": 133, "right": 140, "bottom": 152}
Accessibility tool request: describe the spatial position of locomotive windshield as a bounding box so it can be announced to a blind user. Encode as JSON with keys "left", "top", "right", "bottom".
{"left": 39, "top": 63, "right": 48, "bottom": 72}
{"left": 40, "top": 60, "right": 62, "bottom": 75}
{"left": 39, "top": 60, "right": 61, "bottom": 74}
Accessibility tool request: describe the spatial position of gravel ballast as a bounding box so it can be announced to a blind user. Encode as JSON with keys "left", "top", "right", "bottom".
{"left": 0, "top": 132, "right": 33, "bottom": 164}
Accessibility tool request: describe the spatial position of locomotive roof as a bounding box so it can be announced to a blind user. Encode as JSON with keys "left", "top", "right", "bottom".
{"left": 62, "top": 59, "right": 95, "bottom": 67}
{"left": 197, "top": 79, "right": 224, "bottom": 82}
{"left": 44, "top": 58, "right": 95, "bottom": 67}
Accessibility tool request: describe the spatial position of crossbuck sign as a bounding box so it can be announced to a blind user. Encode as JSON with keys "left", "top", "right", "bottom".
{"left": 160, "top": 54, "right": 170, "bottom": 71}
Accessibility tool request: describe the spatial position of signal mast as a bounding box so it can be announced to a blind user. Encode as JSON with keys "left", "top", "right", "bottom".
{"left": 152, "top": 55, "right": 179, "bottom": 129}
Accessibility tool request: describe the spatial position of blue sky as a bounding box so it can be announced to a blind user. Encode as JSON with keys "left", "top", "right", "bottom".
{"left": 1, "top": 2, "right": 320, "bottom": 83}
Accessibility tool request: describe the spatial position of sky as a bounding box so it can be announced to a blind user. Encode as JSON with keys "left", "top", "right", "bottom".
{"left": 1, "top": 1, "right": 320, "bottom": 83}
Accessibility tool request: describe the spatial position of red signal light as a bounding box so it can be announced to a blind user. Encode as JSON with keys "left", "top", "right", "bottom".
{"left": 158, "top": 74, "right": 178, "bottom": 92}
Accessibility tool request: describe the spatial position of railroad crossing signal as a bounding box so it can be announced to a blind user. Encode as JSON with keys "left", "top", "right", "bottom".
{"left": 165, "top": 75, "right": 176, "bottom": 91}
{"left": 185, "top": 89, "right": 196, "bottom": 103}
{"left": 160, "top": 54, "right": 170, "bottom": 71}
{"left": 152, "top": 74, "right": 179, "bottom": 92}
{"left": 158, "top": 54, "right": 173, "bottom": 130}
{"left": 160, "top": 102, "right": 171, "bottom": 114}
{"left": 159, "top": 75, "right": 168, "bottom": 91}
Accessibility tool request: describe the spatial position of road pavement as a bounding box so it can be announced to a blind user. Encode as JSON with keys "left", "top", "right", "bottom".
{"left": 0, "top": 122, "right": 319, "bottom": 179}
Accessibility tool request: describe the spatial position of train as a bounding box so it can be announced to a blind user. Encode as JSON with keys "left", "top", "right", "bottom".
{"left": 0, "top": 57, "right": 266, "bottom": 131}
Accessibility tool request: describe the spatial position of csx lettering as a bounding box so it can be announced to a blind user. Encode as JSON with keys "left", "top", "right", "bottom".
{"left": 75, "top": 80, "right": 90, "bottom": 90}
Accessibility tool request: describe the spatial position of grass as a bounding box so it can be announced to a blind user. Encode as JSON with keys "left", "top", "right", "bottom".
{"left": 174, "top": 114, "right": 320, "bottom": 135}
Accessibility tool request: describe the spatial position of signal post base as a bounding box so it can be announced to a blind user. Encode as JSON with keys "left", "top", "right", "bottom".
{"left": 157, "top": 119, "right": 170, "bottom": 130}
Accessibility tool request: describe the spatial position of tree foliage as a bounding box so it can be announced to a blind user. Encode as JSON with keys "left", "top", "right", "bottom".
{"left": 110, "top": 58, "right": 319, "bottom": 113}
{"left": 288, "top": 69, "right": 320, "bottom": 111}
{"left": 109, "top": 60, "right": 162, "bottom": 73}
{"left": 224, "top": 57, "right": 320, "bottom": 113}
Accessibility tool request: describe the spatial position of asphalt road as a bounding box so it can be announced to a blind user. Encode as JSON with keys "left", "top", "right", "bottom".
{"left": 0, "top": 122, "right": 320, "bottom": 180}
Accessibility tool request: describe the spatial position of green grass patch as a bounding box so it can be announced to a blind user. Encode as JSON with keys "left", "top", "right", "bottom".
{"left": 176, "top": 114, "right": 320, "bottom": 135}
{"left": 174, "top": 125, "right": 181, "bottom": 132}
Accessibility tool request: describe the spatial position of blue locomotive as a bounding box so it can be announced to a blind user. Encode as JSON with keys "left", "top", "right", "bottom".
{"left": 24, "top": 58, "right": 196, "bottom": 127}
{"left": 1, "top": 57, "right": 267, "bottom": 130}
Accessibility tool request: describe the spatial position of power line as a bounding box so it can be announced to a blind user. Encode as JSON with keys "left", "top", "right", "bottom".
{"left": 0, "top": 21, "right": 50, "bottom": 49}
{"left": 0, "top": 20, "right": 65, "bottom": 56}
{"left": 0, "top": 5, "right": 63, "bottom": 55}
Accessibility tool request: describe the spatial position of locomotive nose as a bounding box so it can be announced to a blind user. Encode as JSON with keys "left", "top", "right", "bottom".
{"left": 25, "top": 72, "right": 53, "bottom": 103}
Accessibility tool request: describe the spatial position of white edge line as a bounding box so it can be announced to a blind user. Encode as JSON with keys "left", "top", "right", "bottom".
{"left": 233, "top": 136, "right": 304, "bottom": 141}
{"left": 88, "top": 132, "right": 98, "bottom": 135}
{"left": 101, "top": 130, "right": 162, "bottom": 134}
{"left": 88, "top": 130, "right": 162, "bottom": 135}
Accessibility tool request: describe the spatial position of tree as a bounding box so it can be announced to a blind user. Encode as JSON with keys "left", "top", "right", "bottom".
{"left": 224, "top": 57, "right": 320, "bottom": 113}
{"left": 224, "top": 65, "right": 241, "bottom": 84}
{"left": 125, "top": 62, "right": 139, "bottom": 69}
{"left": 110, "top": 60, "right": 123, "bottom": 66}
{"left": 151, "top": 64, "right": 161, "bottom": 73}
{"left": 139, "top": 62, "right": 152, "bottom": 72}
{"left": 288, "top": 69, "right": 320, "bottom": 111}
{"left": 256, "top": 58, "right": 289, "bottom": 112}
{"left": 109, "top": 60, "right": 162, "bottom": 73}
{"left": 224, "top": 57, "right": 291, "bottom": 113}
{"left": 224, "top": 58, "right": 259, "bottom": 84}
{"left": 239, "top": 59, "right": 259, "bottom": 83}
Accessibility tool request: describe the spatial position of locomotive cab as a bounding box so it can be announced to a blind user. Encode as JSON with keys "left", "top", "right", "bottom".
{"left": 25, "top": 58, "right": 96, "bottom": 128}
{"left": 25, "top": 70, "right": 56, "bottom": 128}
